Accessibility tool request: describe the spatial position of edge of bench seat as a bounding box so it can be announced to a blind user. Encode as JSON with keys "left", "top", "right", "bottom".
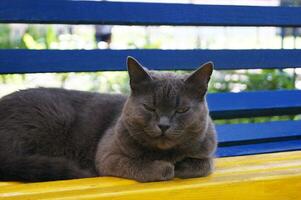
{"left": 0, "top": 150, "right": 300, "bottom": 200}
{"left": 208, "top": 90, "right": 301, "bottom": 119}
{"left": 216, "top": 120, "right": 301, "bottom": 157}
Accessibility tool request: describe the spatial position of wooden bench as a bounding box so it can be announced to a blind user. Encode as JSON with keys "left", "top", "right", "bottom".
{"left": 0, "top": 1, "right": 301, "bottom": 199}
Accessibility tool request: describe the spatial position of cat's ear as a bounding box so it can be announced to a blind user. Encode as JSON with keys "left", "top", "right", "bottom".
{"left": 127, "top": 56, "right": 152, "bottom": 90}
{"left": 185, "top": 61, "right": 214, "bottom": 97}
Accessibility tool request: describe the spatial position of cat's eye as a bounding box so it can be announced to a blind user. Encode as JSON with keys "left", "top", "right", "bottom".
{"left": 143, "top": 104, "right": 156, "bottom": 112}
{"left": 176, "top": 107, "right": 190, "bottom": 114}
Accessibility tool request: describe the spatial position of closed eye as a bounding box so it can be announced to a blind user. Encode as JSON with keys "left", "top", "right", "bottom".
{"left": 143, "top": 104, "right": 156, "bottom": 112}
{"left": 176, "top": 107, "right": 190, "bottom": 114}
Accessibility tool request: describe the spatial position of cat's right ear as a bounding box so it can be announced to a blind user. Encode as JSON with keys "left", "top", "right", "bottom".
{"left": 127, "top": 56, "right": 152, "bottom": 90}
{"left": 184, "top": 61, "right": 214, "bottom": 99}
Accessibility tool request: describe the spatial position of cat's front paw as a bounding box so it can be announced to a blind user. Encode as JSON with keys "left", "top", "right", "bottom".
{"left": 138, "top": 160, "right": 174, "bottom": 182}
{"left": 175, "top": 158, "right": 213, "bottom": 179}
{"left": 154, "top": 160, "right": 175, "bottom": 181}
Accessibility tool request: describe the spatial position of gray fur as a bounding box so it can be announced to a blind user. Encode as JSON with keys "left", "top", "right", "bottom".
{"left": 0, "top": 57, "right": 217, "bottom": 182}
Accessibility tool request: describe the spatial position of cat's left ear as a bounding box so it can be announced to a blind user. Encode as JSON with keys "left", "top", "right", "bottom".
{"left": 185, "top": 62, "right": 214, "bottom": 96}
{"left": 127, "top": 56, "right": 152, "bottom": 90}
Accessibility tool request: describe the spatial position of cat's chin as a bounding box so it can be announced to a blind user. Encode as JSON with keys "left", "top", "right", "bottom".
{"left": 144, "top": 132, "right": 180, "bottom": 150}
{"left": 155, "top": 139, "right": 176, "bottom": 150}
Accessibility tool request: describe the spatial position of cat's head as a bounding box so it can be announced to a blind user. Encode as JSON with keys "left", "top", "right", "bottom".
{"left": 122, "top": 56, "right": 213, "bottom": 150}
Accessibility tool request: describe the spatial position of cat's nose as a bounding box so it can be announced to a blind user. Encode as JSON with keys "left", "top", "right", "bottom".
{"left": 158, "top": 116, "right": 170, "bottom": 134}
{"left": 158, "top": 124, "right": 170, "bottom": 134}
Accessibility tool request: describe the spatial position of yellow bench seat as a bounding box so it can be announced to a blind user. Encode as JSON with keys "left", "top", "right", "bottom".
{"left": 1, "top": 151, "right": 301, "bottom": 200}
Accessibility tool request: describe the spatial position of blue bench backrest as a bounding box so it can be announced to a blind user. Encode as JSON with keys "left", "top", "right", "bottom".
{"left": 0, "top": 0, "right": 301, "bottom": 157}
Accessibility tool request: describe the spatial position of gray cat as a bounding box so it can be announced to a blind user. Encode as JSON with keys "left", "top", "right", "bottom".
{"left": 0, "top": 57, "right": 217, "bottom": 182}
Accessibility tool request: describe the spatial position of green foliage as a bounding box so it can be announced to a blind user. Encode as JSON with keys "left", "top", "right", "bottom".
{"left": 0, "top": 25, "right": 23, "bottom": 48}
{"left": 45, "top": 26, "right": 57, "bottom": 49}
{"left": 215, "top": 115, "right": 297, "bottom": 125}
{"left": 22, "top": 25, "right": 57, "bottom": 49}
{"left": 208, "top": 73, "right": 234, "bottom": 93}
{"left": 244, "top": 69, "right": 295, "bottom": 91}
{"left": 0, "top": 25, "right": 11, "bottom": 48}
{"left": 208, "top": 69, "right": 295, "bottom": 93}
{"left": 88, "top": 72, "right": 130, "bottom": 94}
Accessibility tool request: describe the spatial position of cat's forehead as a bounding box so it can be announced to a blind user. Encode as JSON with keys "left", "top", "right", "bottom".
{"left": 148, "top": 71, "right": 187, "bottom": 105}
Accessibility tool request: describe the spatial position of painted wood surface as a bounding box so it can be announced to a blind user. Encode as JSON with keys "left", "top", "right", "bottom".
{"left": 1, "top": 49, "right": 301, "bottom": 74}
{"left": 217, "top": 140, "right": 301, "bottom": 157}
{"left": 216, "top": 120, "right": 301, "bottom": 156}
{"left": 1, "top": 1, "right": 301, "bottom": 26}
{"left": 0, "top": 151, "right": 300, "bottom": 199}
{"left": 208, "top": 90, "right": 301, "bottom": 119}
{"left": 217, "top": 120, "right": 301, "bottom": 145}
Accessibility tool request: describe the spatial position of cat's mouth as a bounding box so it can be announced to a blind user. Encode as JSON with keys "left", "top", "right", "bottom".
{"left": 152, "top": 134, "right": 179, "bottom": 150}
{"left": 147, "top": 129, "right": 182, "bottom": 139}
{"left": 144, "top": 129, "right": 181, "bottom": 149}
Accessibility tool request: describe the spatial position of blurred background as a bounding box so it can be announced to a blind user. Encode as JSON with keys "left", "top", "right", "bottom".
{"left": 1, "top": 0, "right": 301, "bottom": 123}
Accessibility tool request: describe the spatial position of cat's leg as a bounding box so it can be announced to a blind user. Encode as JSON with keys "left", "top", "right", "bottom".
{"left": 0, "top": 154, "right": 95, "bottom": 182}
{"left": 174, "top": 157, "right": 213, "bottom": 178}
{"left": 97, "top": 155, "right": 174, "bottom": 182}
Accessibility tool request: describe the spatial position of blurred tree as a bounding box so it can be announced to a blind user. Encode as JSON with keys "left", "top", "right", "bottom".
{"left": 0, "top": 25, "right": 24, "bottom": 48}
{"left": 22, "top": 25, "right": 58, "bottom": 49}
{"left": 244, "top": 70, "right": 294, "bottom": 91}
{"left": 0, "top": 25, "right": 12, "bottom": 48}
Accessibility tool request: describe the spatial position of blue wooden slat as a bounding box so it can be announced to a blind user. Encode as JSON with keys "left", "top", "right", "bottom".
{"left": 1, "top": 1, "right": 301, "bottom": 26}
{"left": 208, "top": 90, "right": 301, "bottom": 119}
{"left": 216, "top": 140, "right": 301, "bottom": 157}
{"left": 1, "top": 49, "right": 301, "bottom": 74}
{"left": 217, "top": 120, "right": 301, "bottom": 146}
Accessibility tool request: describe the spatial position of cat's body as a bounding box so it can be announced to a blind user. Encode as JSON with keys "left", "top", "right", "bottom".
{"left": 0, "top": 57, "right": 217, "bottom": 182}
{"left": 0, "top": 88, "right": 126, "bottom": 181}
